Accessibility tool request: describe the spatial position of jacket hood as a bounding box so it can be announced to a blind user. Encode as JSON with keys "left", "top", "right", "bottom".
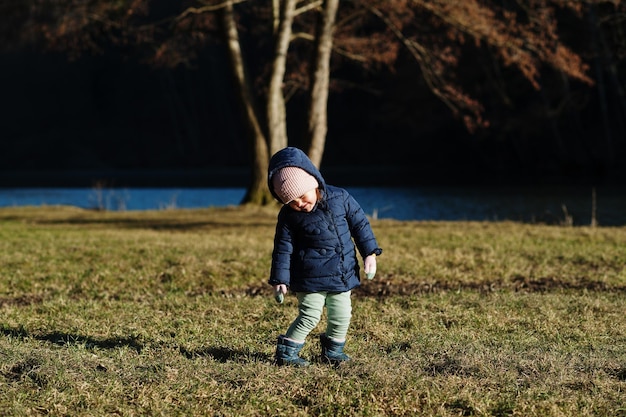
{"left": 268, "top": 147, "right": 326, "bottom": 203}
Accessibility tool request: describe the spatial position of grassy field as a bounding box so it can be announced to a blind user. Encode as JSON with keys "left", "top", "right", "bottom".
{"left": 1, "top": 205, "right": 625, "bottom": 416}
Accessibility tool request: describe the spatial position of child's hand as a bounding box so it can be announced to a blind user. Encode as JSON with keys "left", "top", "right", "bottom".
{"left": 274, "top": 284, "right": 287, "bottom": 304}
{"left": 364, "top": 255, "right": 377, "bottom": 280}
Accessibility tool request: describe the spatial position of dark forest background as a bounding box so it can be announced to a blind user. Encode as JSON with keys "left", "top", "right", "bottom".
{"left": 1, "top": 5, "right": 625, "bottom": 188}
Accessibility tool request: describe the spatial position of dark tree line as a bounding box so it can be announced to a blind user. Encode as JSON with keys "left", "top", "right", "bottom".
{"left": 1, "top": 1, "right": 625, "bottom": 197}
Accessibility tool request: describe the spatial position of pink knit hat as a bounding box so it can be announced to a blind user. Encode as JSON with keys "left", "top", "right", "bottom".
{"left": 272, "top": 166, "right": 319, "bottom": 204}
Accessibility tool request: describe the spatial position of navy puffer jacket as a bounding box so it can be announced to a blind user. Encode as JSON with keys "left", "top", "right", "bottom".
{"left": 268, "top": 147, "right": 382, "bottom": 293}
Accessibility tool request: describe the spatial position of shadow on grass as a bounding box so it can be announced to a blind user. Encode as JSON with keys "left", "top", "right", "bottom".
{"left": 0, "top": 203, "right": 277, "bottom": 231}
{"left": 34, "top": 218, "right": 275, "bottom": 231}
{"left": 355, "top": 275, "right": 626, "bottom": 297}
{"left": 179, "top": 276, "right": 626, "bottom": 302}
{"left": 0, "top": 294, "right": 45, "bottom": 308}
{"left": 179, "top": 346, "right": 272, "bottom": 363}
{"left": 1, "top": 326, "right": 272, "bottom": 364}
{"left": 1, "top": 327, "right": 144, "bottom": 353}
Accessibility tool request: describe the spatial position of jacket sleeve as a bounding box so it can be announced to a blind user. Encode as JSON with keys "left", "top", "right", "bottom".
{"left": 268, "top": 212, "right": 294, "bottom": 286}
{"left": 344, "top": 192, "right": 383, "bottom": 258}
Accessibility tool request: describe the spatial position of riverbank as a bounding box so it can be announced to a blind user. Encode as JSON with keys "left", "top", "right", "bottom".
{"left": 2, "top": 184, "right": 626, "bottom": 225}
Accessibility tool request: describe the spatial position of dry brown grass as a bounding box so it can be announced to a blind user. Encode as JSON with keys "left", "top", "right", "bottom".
{"left": 1, "top": 206, "right": 625, "bottom": 416}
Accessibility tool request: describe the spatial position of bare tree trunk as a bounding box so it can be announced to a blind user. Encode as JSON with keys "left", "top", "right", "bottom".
{"left": 221, "top": 0, "right": 272, "bottom": 205}
{"left": 272, "top": 0, "right": 280, "bottom": 33}
{"left": 267, "top": 0, "right": 297, "bottom": 156}
{"left": 306, "top": 0, "right": 339, "bottom": 168}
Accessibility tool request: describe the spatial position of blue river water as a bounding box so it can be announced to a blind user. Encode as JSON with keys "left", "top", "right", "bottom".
{"left": 0, "top": 186, "right": 625, "bottom": 226}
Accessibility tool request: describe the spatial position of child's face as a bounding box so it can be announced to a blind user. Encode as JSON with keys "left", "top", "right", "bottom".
{"left": 287, "top": 188, "right": 318, "bottom": 212}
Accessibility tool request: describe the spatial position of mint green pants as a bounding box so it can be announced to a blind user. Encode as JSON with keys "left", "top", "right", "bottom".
{"left": 286, "top": 291, "right": 352, "bottom": 341}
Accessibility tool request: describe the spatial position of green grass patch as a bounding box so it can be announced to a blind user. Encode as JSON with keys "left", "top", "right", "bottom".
{"left": 1, "top": 206, "right": 625, "bottom": 416}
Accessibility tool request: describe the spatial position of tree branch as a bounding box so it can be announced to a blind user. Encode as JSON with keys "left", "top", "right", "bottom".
{"left": 295, "top": 0, "right": 322, "bottom": 16}
{"left": 178, "top": 0, "right": 248, "bottom": 21}
{"left": 368, "top": 6, "right": 459, "bottom": 114}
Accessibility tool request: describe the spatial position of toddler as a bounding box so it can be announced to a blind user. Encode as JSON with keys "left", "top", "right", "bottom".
{"left": 267, "top": 147, "right": 382, "bottom": 366}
